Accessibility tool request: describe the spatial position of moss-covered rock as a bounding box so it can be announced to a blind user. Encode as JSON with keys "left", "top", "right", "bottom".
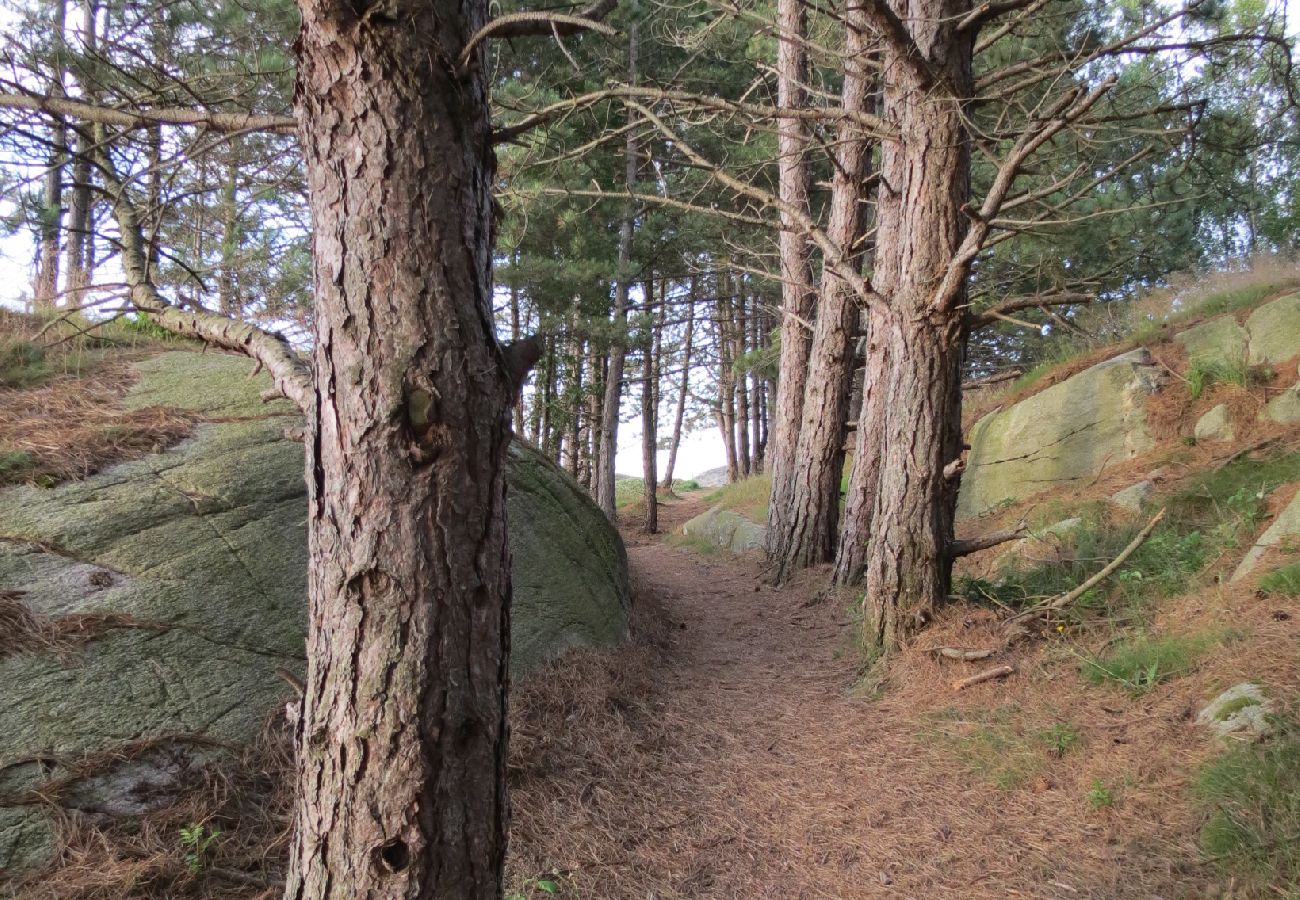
{"left": 681, "top": 506, "right": 766, "bottom": 553}
{"left": 1231, "top": 488, "right": 1300, "bottom": 583}
{"left": 1246, "top": 293, "right": 1300, "bottom": 365}
{"left": 0, "top": 351, "right": 628, "bottom": 870}
{"left": 1177, "top": 317, "right": 1249, "bottom": 369}
{"left": 958, "top": 350, "right": 1164, "bottom": 518}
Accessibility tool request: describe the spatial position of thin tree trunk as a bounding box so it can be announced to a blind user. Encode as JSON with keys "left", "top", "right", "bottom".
{"left": 750, "top": 301, "right": 764, "bottom": 473}
{"left": 566, "top": 337, "right": 585, "bottom": 479}
{"left": 509, "top": 253, "right": 525, "bottom": 435}
{"left": 770, "top": 13, "right": 873, "bottom": 580}
{"left": 596, "top": 22, "right": 639, "bottom": 520}
{"left": 641, "top": 277, "right": 659, "bottom": 533}
{"left": 63, "top": 1, "right": 95, "bottom": 306}
{"left": 33, "top": 0, "right": 68, "bottom": 310}
{"left": 713, "top": 273, "right": 739, "bottom": 483}
{"left": 286, "top": 0, "right": 524, "bottom": 895}
{"left": 862, "top": 0, "right": 974, "bottom": 654}
{"left": 661, "top": 277, "right": 695, "bottom": 488}
{"left": 734, "top": 287, "right": 752, "bottom": 477}
{"left": 217, "top": 146, "right": 240, "bottom": 316}
{"left": 765, "top": 0, "right": 817, "bottom": 554}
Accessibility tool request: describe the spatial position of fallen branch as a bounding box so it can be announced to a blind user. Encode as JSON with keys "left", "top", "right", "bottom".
{"left": 949, "top": 520, "right": 1027, "bottom": 558}
{"left": 952, "top": 664, "right": 1015, "bottom": 691}
{"left": 1006, "top": 508, "right": 1165, "bottom": 628}
{"left": 930, "top": 646, "right": 997, "bottom": 661}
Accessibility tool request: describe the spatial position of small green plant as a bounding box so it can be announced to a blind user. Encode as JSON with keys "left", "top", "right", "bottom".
{"left": 1086, "top": 778, "right": 1115, "bottom": 809}
{"left": 0, "top": 337, "right": 47, "bottom": 388}
{"left": 507, "top": 874, "right": 563, "bottom": 898}
{"left": 178, "top": 823, "right": 220, "bottom": 875}
{"left": 0, "top": 450, "right": 35, "bottom": 485}
{"left": 1185, "top": 357, "right": 1249, "bottom": 400}
{"left": 1258, "top": 561, "right": 1300, "bottom": 598}
{"left": 1080, "top": 631, "right": 1226, "bottom": 694}
{"left": 1037, "top": 722, "right": 1081, "bottom": 757}
{"left": 1195, "top": 726, "right": 1300, "bottom": 890}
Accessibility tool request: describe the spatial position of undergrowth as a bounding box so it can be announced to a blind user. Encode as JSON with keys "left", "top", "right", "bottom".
{"left": 1196, "top": 722, "right": 1300, "bottom": 893}
{"left": 923, "top": 705, "right": 1084, "bottom": 791}
{"left": 958, "top": 448, "right": 1300, "bottom": 620}
{"left": 1078, "top": 630, "right": 1232, "bottom": 694}
{"left": 1258, "top": 562, "right": 1300, "bottom": 597}
{"left": 703, "top": 472, "right": 771, "bottom": 521}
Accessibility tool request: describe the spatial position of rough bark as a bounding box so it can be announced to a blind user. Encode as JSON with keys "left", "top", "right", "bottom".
{"left": 641, "top": 278, "right": 659, "bottom": 533}
{"left": 764, "top": 0, "right": 817, "bottom": 554}
{"left": 769, "top": 14, "right": 873, "bottom": 580}
{"left": 33, "top": 0, "right": 68, "bottom": 310}
{"left": 661, "top": 278, "right": 694, "bottom": 488}
{"left": 833, "top": 305, "right": 887, "bottom": 585}
{"left": 713, "top": 274, "right": 739, "bottom": 483}
{"left": 63, "top": 2, "right": 96, "bottom": 305}
{"left": 595, "top": 23, "right": 638, "bottom": 520}
{"left": 286, "top": 1, "right": 515, "bottom": 896}
{"left": 862, "top": 0, "right": 974, "bottom": 655}
{"left": 733, "top": 289, "right": 752, "bottom": 477}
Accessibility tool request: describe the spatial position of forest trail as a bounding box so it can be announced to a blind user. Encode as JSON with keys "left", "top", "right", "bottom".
{"left": 508, "top": 492, "right": 1211, "bottom": 899}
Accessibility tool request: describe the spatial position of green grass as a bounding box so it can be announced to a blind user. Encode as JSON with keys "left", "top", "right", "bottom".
{"left": 924, "top": 706, "right": 1082, "bottom": 791}
{"left": 1185, "top": 358, "right": 1270, "bottom": 400}
{"left": 1086, "top": 777, "right": 1116, "bottom": 809}
{"left": 0, "top": 336, "right": 48, "bottom": 388}
{"left": 614, "top": 476, "right": 702, "bottom": 510}
{"left": 958, "top": 448, "right": 1300, "bottom": 620}
{"left": 0, "top": 449, "right": 36, "bottom": 484}
{"left": 1002, "top": 274, "right": 1296, "bottom": 399}
{"left": 1195, "top": 725, "right": 1300, "bottom": 891}
{"left": 1258, "top": 562, "right": 1300, "bottom": 597}
{"left": 703, "top": 472, "right": 771, "bottom": 522}
{"left": 1079, "top": 630, "right": 1230, "bottom": 695}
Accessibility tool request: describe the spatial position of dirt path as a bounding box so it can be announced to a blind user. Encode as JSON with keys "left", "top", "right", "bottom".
{"left": 509, "top": 494, "right": 1211, "bottom": 899}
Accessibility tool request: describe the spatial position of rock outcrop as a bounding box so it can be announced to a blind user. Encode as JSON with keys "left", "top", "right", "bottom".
{"left": 0, "top": 351, "right": 630, "bottom": 870}
{"left": 681, "top": 506, "right": 766, "bottom": 554}
{"left": 958, "top": 349, "right": 1165, "bottom": 518}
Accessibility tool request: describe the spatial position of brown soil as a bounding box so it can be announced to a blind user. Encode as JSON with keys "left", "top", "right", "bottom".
{"left": 505, "top": 494, "right": 1268, "bottom": 899}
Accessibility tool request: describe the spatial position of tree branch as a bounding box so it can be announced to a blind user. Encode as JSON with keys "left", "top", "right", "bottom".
{"left": 94, "top": 135, "right": 312, "bottom": 413}
{"left": 0, "top": 91, "right": 296, "bottom": 134}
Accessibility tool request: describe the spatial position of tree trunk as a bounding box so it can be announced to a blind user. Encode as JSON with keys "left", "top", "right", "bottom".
{"left": 733, "top": 288, "right": 752, "bottom": 477}
{"left": 661, "top": 277, "right": 694, "bottom": 488}
{"left": 33, "top": 0, "right": 68, "bottom": 310}
{"left": 509, "top": 254, "right": 525, "bottom": 436}
{"left": 713, "top": 274, "right": 739, "bottom": 483}
{"left": 286, "top": 2, "right": 517, "bottom": 894}
{"left": 833, "top": 306, "right": 887, "bottom": 585}
{"left": 749, "top": 303, "right": 765, "bottom": 473}
{"left": 63, "top": 1, "right": 95, "bottom": 306}
{"left": 595, "top": 22, "right": 639, "bottom": 520}
{"left": 217, "top": 146, "right": 240, "bottom": 316}
{"left": 765, "top": 0, "right": 817, "bottom": 554}
{"left": 769, "top": 14, "right": 873, "bottom": 580}
{"left": 862, "top": 0, "right": 973, "bottom": 654}
{"left": 641, "top": 278, "right": 659, "bottom": 533}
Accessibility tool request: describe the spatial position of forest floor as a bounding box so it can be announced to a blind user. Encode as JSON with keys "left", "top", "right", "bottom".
{"left": 505, "top": 490, "right": 1253, "bottom": 900}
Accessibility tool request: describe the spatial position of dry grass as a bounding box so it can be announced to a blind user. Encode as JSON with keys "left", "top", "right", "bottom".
{"left": 0, "top": 591, "right": 159, "bottom": 660}
{"left": 0, "top": 365, "right": 195, "bottom": 488}
{"left": 6, "top": 723, "right": 295, "bottom": 900}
